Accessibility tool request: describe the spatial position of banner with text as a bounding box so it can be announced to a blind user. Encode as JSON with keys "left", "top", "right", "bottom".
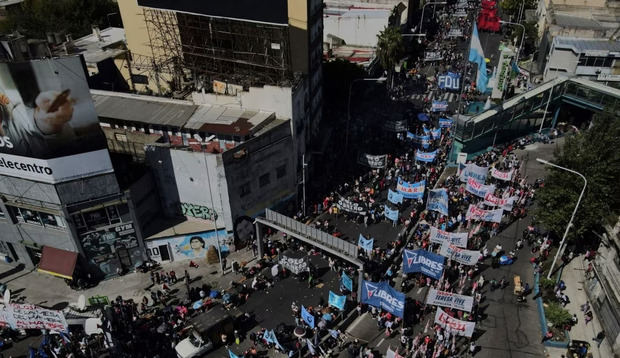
{"left": 431, "top": 100, "right": 449, "bottom": 112}
{"left": 465, "top": 177, "right": 496, "bottom": 198}
{"left": 361, "top": 280, "right": 405, "bottom": 318}
{"left": 434, "top": 307, "right": 476, "bottom": 336}
{"left": 484, "top": 193, "right": 516, "bottom": 211}
{"left": 0, "top": 304, "right": 68, "bottom": 332}
{"left": 358, "top": 153, "right": 387, "bottom": 168}
{"left": 490, "top": 167, "right": 514, "bottom": 181}
{"left": 403, "top": 249, "right": 445, "bottom": 279}
{"left": 396, "top": 178, "right": 426, "bottom": 199}
{"left": 465, "top": 204, "right": 503, "bottom": 223}
{"left": 424, "top": 51, "right": 443, "bottom": 61}
{"left": 439, "top": 118, "right": 453, "bottom": 128}
{"left": 429, "top": 227, "right": 468, "bottom": 248}
{"left": 438, "top": 72, "right": 461, "bottom": 90}
{"left": 384, "top": 205, "right": 399, "bottom": 221}
{"left": 427, "top": 189, "right": 449, "bottom": 216}
{"left": 426, "top": 288, "right": 474, "bottom": 312}
{"left": 459, "top": 163, "right": 488, "bottom": 184}
{"left": 439, "top": 243, "right": 480, "bottom": 266}
{"left": 415, "top": 149, "right": 437, "bottom": 163}
{"left": 337, "top": 195, "right": 366, "bottom": 215}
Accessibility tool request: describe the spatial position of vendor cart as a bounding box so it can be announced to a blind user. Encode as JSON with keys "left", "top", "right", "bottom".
{"left": 513, "top": 275, "right": 524, "bottom": 295}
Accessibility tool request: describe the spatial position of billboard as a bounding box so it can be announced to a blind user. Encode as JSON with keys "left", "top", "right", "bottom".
{"left": 138, "top": 0, "right": 289, "bottom": 25}
{"left": 145, "top": 229, "right": 229, "bottom": 262}
{"left": 0, "top": 57, "right": 113, "bottom": 183}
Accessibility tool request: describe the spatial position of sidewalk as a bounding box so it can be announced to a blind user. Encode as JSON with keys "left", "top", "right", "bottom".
{"left": 0, "top": 246, "right": 257, "bottom": 309}
{"left": 544, "top": 254, "right": 613, "bottom": 358}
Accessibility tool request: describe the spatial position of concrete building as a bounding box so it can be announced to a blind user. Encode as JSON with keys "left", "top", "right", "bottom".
{"left": 116, "top": 0, "right": 323, "bottom": 173}
{"left": 586, "top": 217, "right": 620, "bottom": 355}
{"left": 91, "top": 90, "right": 297, "bottom": 259}
{"left": 543, "top": 37, "right": 620, "bottom": 85}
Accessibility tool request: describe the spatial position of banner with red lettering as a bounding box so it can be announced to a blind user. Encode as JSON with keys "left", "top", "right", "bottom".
{"left": 490, "top": 167, "right": 514, "bottom": 181}
{"left": 465, "top": 177, "right": 495, "bottom": 198}
{"left": 483, "top": 193, "right": 516, "bottom": 211}
{"left": 434, "top": 307, "right": 476, "bottom": 336}
{"left": 0, "top": 304, "right": 68, "bottom": 332}
{"left": 465, "top": 204, "right": 503, "bottom": 223}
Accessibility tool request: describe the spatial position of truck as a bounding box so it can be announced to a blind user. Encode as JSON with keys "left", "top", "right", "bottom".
{"left": 175, "top": 306, "right": 242, "bottom": 358}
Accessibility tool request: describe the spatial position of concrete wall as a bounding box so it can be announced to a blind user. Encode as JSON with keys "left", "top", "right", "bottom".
{"left": 323, "top": 8, "right": 391, "bottom": 47}
{"left": 288, "top": 0, "right": 309, "bottom": 74}
{"left": 55, "top": 173, "right": 121, "bottom": 205}
{"left": 223, "top": 120, "right": 297, "bottom": 219}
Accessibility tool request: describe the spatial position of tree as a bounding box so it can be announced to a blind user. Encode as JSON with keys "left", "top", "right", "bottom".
{"left": 0, "top": 0, "right": 119, "bottom": 39}
{"left": 500, "top": 0, "right": 537, "bottom": 19}
{"left": 535, "top": 116, "right": 620, "bottom": 246}
{"left": 510, "top": 21, "right": 539, "bottom": 59}
{"left": 376, "top": 26, "right": 404, "bottom": 88}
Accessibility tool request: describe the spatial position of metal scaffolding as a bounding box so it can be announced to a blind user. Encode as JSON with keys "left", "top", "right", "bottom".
{"left": 143, "top": 8, "right": 293, "bottom": 90}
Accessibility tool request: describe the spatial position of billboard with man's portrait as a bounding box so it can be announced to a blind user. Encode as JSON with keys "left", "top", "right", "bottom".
{"left": 0, "top": 56, "right": 113, "bottom": 183}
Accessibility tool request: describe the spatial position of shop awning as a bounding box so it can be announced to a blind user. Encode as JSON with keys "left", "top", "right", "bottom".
{"left": 37, "top": 246, "right": 78, "bottom": 280}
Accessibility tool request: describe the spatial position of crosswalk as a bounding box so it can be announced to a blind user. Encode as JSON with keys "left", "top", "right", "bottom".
{"left": 410, "top": 91, "right": 458, "bottom": 103}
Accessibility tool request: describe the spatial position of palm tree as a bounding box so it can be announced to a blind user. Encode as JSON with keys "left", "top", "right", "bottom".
{"left": 376, "top": 26, "right": 404, "bottom": 89}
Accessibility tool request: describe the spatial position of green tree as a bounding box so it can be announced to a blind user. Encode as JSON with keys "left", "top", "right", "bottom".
{"left": 535, "top": 116, "right": 620, "bottom": 244}
{"left": 510, "top": 21, "right": 539, "bottom": 59}
{"left": 500, "top": 0, "right": 537, "bottom": 18}
{"left": 544, "top": 301, "right": 572, "bottom": 327}
{"left": 0, "top": 0, "right": 119, "bottom": 39}
{"left": 376, "top": 26, "right": 404, "bottom": 88}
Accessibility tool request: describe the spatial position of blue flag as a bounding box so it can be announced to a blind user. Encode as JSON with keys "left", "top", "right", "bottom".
{"left": 417, "top": 134, "right": 432, "bottom": 148}
{"left": 427, "top": 188, "right": 449, "bottom": 216}
{"left": 388, "top": 189, "right": 404, "bottom": 204}
{"left": 384, "top": 205, "right": 399, "bottom": 221}
{"left": 406, "top": 131, "right": 416, "bottom": 140}
{"left": 361, "top": 280, "right": 406, "bottom": 318}
{"left": 301, "top": 305, "right": 315, "bottom": 328}
{"left": 431, "top": 128, "right": 442, "bottom": 140}
{"left": 329, "top": 291, "right": 346, "bottom": 310}
{"left": 358, "top": 234, "right": 374, "bottom": 252}
{"left": 469, "top": 24, "right": 489, "bottom": 93}
{"left": 402, "top": 249, "right": 445, "bottom": 279}
{"left": 341, "top": 272, "right": 353, "bottom": 291}
{"left": 415, "top": 149, "right": 437, "bottom": 163}
{"left": 439, "top": 117, "right": 453, "bottom": 128}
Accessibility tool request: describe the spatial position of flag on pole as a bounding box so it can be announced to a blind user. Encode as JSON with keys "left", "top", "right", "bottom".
{"left": 469, "top": 24, "right": 489, "bottom": 93}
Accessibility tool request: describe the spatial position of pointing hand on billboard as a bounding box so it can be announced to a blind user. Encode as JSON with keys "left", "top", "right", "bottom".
{"left": 33, "top": 90, "right": 74, "bottom": 135}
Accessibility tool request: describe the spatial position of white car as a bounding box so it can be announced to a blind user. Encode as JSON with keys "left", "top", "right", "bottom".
{"left": 175, "top": 330, "right": 214, "bottom": 358}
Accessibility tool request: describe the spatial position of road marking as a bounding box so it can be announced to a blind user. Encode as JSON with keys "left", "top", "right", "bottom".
{"left": 377, "top": 338, "right": 386, "bottom": 347}
{"left": 417, "top": 287, "right": 423, "bottom": 294}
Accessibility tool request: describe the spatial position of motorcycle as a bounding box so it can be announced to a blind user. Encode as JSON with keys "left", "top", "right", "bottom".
{"left": 137, "top": 259, "right": 160, "bottom": 273}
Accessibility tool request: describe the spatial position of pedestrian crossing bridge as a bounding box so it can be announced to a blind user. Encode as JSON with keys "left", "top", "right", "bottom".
{"left": 451, "top": 76, "right": 620, "bottom": 155}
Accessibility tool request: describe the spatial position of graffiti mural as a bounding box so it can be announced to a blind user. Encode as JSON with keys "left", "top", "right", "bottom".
{"left": 181, "top": 202, "right": 218, "bottom": 221}
{"left": 145, "top": 229, "right": 229, "bottom": 262}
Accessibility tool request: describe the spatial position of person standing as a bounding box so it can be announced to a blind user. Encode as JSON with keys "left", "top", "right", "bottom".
{"left": 594, "top": 330, "right": 605, "bottom": 347}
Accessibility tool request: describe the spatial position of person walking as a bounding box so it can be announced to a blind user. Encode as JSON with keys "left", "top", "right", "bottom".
{"left": 593, "top": 330, "right": 605, "bottom": 347}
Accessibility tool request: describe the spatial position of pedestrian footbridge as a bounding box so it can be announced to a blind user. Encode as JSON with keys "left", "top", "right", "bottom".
{"left": 451, "top": 76, "right": 620, "bottom": 156}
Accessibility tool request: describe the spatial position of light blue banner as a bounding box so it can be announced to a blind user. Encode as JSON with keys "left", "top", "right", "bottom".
{"left": 439, "top": 118, "right": 453, "bottom": 128}
{"left": 432, "top": 100, "right": 449, "bottom": 112}
{"left": 406, "top": 131, "right": 416, "bottom": 140}
{"left": 423, "top": 127, "right": 431, "bottom": 135}
{"left": 384, "top": 205, "right": 399, "bottom": 221}
{"left": 388, "top": 189, "right": 404, "bottom": 204}
{"left": 329, "top": 291, "right": 346, "bottom": 310}
{"left": 358, "top": 234, "right": 374, "bottom": 252}
{"left": 431, "top": 128, "right": 442, "bottom": 140}
{"left": 427, "top": 188, "right": 449, "bottom": 216}
{"left": 459, "top": 163, "right": 488, "bottom": 184}
{"left": 418, "top": 134, "right": 431, "bottom": 149}
{"left": 416, "top": 149, "right": 437, "bottom": 163}
{"left": 301, "top": 305, "right": 315, "bottom": 328}
{"left": 396, "top": 178, "right": 426, "bottom": 199}
{"left": 341, "top": 272, "right": 353, "bottom": 291}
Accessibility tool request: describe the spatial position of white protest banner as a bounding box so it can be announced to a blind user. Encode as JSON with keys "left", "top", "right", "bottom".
{"left": 426, "top": 288, "right": 474, "bottom": 312}
{"left": 5, "top": 303, "right": 68, "bottom": 332}
{"left": 490, "top": 167, "right": 514, "bottom": 181}
{"left": 465, "top": 177, "right": 496, "bottom": 198}
{"left": 439, "top": 243, "right": 480, "bottom": 266}
{"left": 434, "top": 307, "right": 476, "bottom": 337}
{"left": 465, "top": 204, "right": 503, "bottom": 223}
{"left": 429, "top": 227, "right": 468, "bottom": 248}
{"left": 483, "top": 193, "right": 516, "bottom": 211}
{"left": 459, "top": 163, "right": 488, "bottom": 184}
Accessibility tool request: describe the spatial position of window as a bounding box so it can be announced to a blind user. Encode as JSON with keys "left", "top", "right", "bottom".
{"left": 240, "top": 182, "right": 251, "bottom": 197}
{"left": 20, "top": 209, "right": 42, "bottom": 225}
{"left": 83, "top": 208, "right": 110, "bottom": 228}
{"left": 39, "top": 213, "right": 66, "bottom": 228}
{"left": 107, "top": 206, "right": 120, "bottom": 224}
{"left": 259, "top": 173, "right": 270, "bottom": 187}
{"left": 5, "top": 206, "right": 66, "bottom": 229}
{"left": 276, "top": 164, "right": 287, "bottom": 179}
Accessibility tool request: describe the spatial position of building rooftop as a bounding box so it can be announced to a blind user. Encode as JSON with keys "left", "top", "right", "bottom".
{"left": 553, "top": 13, "right": 606, "bottom": 30}
{"left": 69, "top": 27, "right": 126, "bottom": 64}
{"left": 145, "top": 217, "right": 217, "bottom": 240}
{"left": 554, "top": 37, "right": 620, "bottom": 54}
{"left": 0, "top": 0, "right": 23, "bottom": 7}
{"left": 91, "top": 90, "right": 277, "bottom": 137}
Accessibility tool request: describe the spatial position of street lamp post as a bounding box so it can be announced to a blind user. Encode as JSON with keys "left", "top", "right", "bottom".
{"left": 345, "top": 77, "right": 386, "bottom": 153}
{"left": 419, "top": 2, "right": 447, "bottom": 34}
{"left": 499, "top": 20, "right": 525, "bottom": 67}
{"left": 536, "top": 158, "right": 587, "bottom": 280}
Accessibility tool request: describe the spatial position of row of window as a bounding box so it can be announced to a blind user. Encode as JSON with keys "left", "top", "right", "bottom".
{"left": 240, "top": 164, "right": 287, "bottom": 198}
{"left": 577, "top": 56, "right": 615, "bottom": 68}
{"left": 5, "top": 206, "right": 66, "bottom": 229}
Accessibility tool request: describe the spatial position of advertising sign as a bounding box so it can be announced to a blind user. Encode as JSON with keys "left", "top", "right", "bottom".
{"left": 459, "top": 163, "right": 488, "bottom": 183}
{"left": 0, "top": 57, "right": 113, "bottom": 183}
{"left": 361, "top": 280, "right": 405, "bottom": 318}
{"left": 402, "top": 249, "right": 445, "bottom": 279}
{"left": 427, "top": 189, "right": 449, "bottom": 216}
{"left": 490, "top": 167, "right": 514, "bottom": 181}
{"left": 439, "top": 243, "right": 480, "bottom": 266}
{"left": 415, "top": 149, "right": 437, "bottom": 163}
{"left": 358, "top": 153, "right": 387, "bottom": 168}
{"left": 438, "top": 72, "right": 461, "bottom": 90}
{"left": 337, "top": 196, "right": 366, "bottom": 215}
{"left": 431, "top": 100, "right": 449, "bottom": 112}
{"left": 429, "top": 226, "right": 468, "bottom": 248}
{"left": 145, "top": 228, "right": 229, "bottom": 262}
{"left": 426, "top": 288, "right": 474, "bottom": 312}
{"left": 80, "top": 222, "right": 138, "bottom": 261}
{"left": 465, "top": 204, "right": 503, "bottom": 223}
{"left": 434, "top": 308, "right": 476, "bottom": 336}
{"left": 465, "top": 177, "right": 496, "bottom": 198}
{"left": 396, "top": 178, "right": 425, "bottom": 199}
